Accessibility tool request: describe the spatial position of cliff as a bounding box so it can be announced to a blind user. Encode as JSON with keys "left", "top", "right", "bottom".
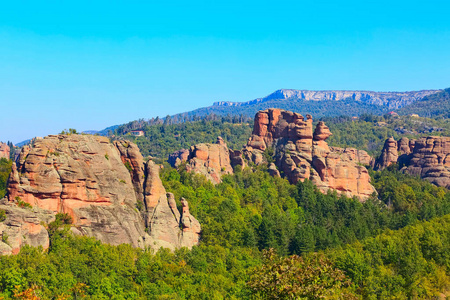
{"left": 0, "top": 134, "right": 200, "bottom": 255}
{"left": 375, "top": 136, "right": 450, "bottom": 188}
{"left": 213, "top": 89, "right": 440, "bottom": 109}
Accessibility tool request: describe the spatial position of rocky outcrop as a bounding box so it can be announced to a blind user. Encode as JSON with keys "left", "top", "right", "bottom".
{"left": 0, "top": 198, "right": 53, "bottom": 255}
{"left": 244, "top": 109, "right": 376, "bottom": 200}
{"left": 2, "top": 134, "right": 201, "bottom": 255}
{"left": 144, "top": 160, "right": 201, "bottom": 250}
{"left": 0, "top": 142, "right": 10, "bottom": 159}
{"left": 374, "top": 138, "right": 398, "bottom": 170}
{"left": 168, "top": 149, "right": 190, "bottom": 167}
{"left": 376, "top": 136, "right": 450, "bottom": 188}
{"left": 169, "top": 137, "right": 237, "bottom": 184}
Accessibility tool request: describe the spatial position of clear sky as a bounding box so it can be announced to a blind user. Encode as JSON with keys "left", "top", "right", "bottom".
{"left": 1, "top": 0, "right": 450, "bottom": 144}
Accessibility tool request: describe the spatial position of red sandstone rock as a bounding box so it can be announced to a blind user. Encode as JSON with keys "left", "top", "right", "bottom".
{"left": 170, "top": 137, "right": 236, "bottom": 184}
{"left": 374, "top": 137, "right": 398, "bottom": 170}
{"left": 2, "top": 134, "right": 201, "bottom": 254}
{"left": 0, "top": 142, "right": 10, "bottom": 160}
{"left": 246, "top": 109, "right": 376, "bottom": 200}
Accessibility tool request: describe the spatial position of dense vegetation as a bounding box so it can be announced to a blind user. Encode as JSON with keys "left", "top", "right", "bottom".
{"left": 3, "top": 163, "right": 450, "bottom": 298}
{"left": 324, "top": 114, "right": 450, "bottom": 155}
{"left": 0, "top": 158, "right": 12, "bottom": 199}
{"left": 171, "top": 98, "right": 390, "bottom": 120}
{"left": 397, "top": 88, "right": 450, "bottom": 118}
{"left": 113, "top": 117, "right": 253, "bottom": 159}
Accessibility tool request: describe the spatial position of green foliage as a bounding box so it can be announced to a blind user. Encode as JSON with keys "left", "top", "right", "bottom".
{"left": 323, "top": 114, "right": 450, "bottom": 155}
{"left": 14, "top": 197, "right": 32, "bottom": 209}
{"left": 114, "top": 118, "right": 253, "bottom": 159}
{"left": 60, "top": 128, "right": 79, "bottom": 135}
{"left": 330, "top": 214, "right": 450, "bottom": 298}
{"left": 1, "top": 232, "right": 8, "bottom": 244}
{"left": 2, "top": 154, "right": 450, "bottom": 298}
{"left": 47, "top": 213, "right": 73, "bottom": 246}
{"left": 249, "top": 248, "right": 356, "bottom": 299}
{"left": 0, "top": 209, "right": 5, "bottom": 222}
{"left": 0, "top": 158, "right": 12, "bottom": 199}
{"left": 124, "top": 161, "right": 133, "bottom": 172}
{"left": 104, "top": 153, "right": 109, "bottom": 160}
{"left": 397, "top": 88, "right": 450, "bottom": 118}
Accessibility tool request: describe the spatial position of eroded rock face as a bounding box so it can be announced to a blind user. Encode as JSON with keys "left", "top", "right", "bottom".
{"left": 245, "top": 109, "right": 376, "bottom": 200}
{"left": 374, "top": 138, "right": 398, "bottom": 170}
{"left": 169, "top": 137, "right": 236, "bottom": 184}
{"left": 2, "top": 134, "right": 201, "bottom": 255}
{"left": 0, "top": 142, "right": 10, "bottom": 159}
{"left": 144, "top": 161, "right": 201, "bottom": 250}
{"left": 376, "top": 136, "right": 450, "bottom": 188}
{"left": 0, "top": 198, "right": 53, "bottom": 255}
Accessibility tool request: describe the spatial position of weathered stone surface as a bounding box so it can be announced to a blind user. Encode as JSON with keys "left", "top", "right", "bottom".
{"left": 3, "top": 134, "right": 201, "bottom": 254}
{"left": 168, "top": 149, "right": 190, "bottom": 167}
{"left": 376, "top": 136, "right": 450, "bottom": 189}
{"left": 144, "top": 160, "right": 201, "bottom": 250}
{"left": 0, "top": 142, "right": 9, "bottom": 159}
{"left": 246, "top": 109, "right": 376, "bottom": 200}
{"left": 0, "top": 198, "right": 53, "bottom": 255}
{"left": 169, "top": 137, "right": 236, "bottom": 184}
{"left": 374, "top": 137, "right": 398, "bottom": 170}
{"left": 329, "top": 147, "right": 374, "bottom": 167}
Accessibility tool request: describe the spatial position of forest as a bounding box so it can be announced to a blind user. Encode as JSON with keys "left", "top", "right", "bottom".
{"left": 2, "top": 160, "right": 450, "bottom": 298}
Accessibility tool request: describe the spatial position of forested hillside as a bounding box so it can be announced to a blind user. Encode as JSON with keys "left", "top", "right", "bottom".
{"left": 397, "top": 88, "right": 450, "bottom": 118}
{"left": 113, "top": 117, "right": 253, "bottom": 159}
{"left": 2, "top": 162, "right": 450, "bottom": 298}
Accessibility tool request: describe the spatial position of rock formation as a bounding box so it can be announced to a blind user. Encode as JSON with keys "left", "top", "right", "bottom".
{"left": 168, "top": 109, "right": 376, "bottom": 200}
{"left": 1, "top": 134, "right": 200, "bottom": 255}
{"left": 374, "top": 137, "right": 398, "bottom": 170}
{"left": 244, "top": 109, "right": 376, "bottom": 200}
{"left": 144, "top": 160, "right": 201, "bottom": 250}
{"left": 0, "top": 142, "right": 10, "bottom": 159}
{"left": 168, "top": 137, "right": 238, "bottom": 184}
{"left": 376, "top": 136, "right": 450, "bottom": 188}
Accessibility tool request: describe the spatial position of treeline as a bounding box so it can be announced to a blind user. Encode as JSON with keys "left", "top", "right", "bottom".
{"left": 323, "top": 113, "right": 450, "bottom": 155}
{"left": 113, "top": 119, "right": 253, "bottom": 159}
{"left": 0, "top": 158, "right": 12, "bottom": 199}
{"left": 397, "top": 87, "right": 450, "bottom": 118}
{"left": 115, "top": 113, "right": 252, "bottom": 135}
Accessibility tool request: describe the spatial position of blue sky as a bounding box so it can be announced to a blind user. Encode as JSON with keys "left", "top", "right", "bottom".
{"left": 1, "top": 1, "right": 450, "bottom": 143}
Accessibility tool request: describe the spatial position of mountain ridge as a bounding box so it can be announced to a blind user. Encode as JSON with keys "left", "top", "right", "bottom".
{"left": 212, "top": 88, "right": 440, "bottom": 108}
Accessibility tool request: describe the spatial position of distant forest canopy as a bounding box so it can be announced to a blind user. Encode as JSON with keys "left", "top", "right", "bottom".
{"left": 111, "top": 111, "right": 450, "bottom": 161}
{"left": 397, "top": 88, "right": 450, "bottom": 118}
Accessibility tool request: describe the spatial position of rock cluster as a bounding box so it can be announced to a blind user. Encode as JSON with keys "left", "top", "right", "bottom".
{"left": 0, "top": 142, "right": 10, "bottom": 159}
{"left": 168, "top": 137, "right": 242, "bottom": 184}
{"left": 1, "top": 134, "right": 200, "bottom": 255}
{"left": 169, "top": 109, "right": 376, "bottom": 200}
{"left": 243, "top": 109, "right": 376, "bottom": 200}
{"left": 375, "top": 136, "right": 450, "bottom": 188}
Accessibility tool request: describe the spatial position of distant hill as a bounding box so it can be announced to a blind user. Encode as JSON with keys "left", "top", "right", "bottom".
{"left": 94, "top": 88, "right": 444, "bottom": 136}
{"left": 396, "top": 88, "right": 450, "bottom": 118}
{"left": 171, "top": 89, "right": 440, "bottom": 119}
